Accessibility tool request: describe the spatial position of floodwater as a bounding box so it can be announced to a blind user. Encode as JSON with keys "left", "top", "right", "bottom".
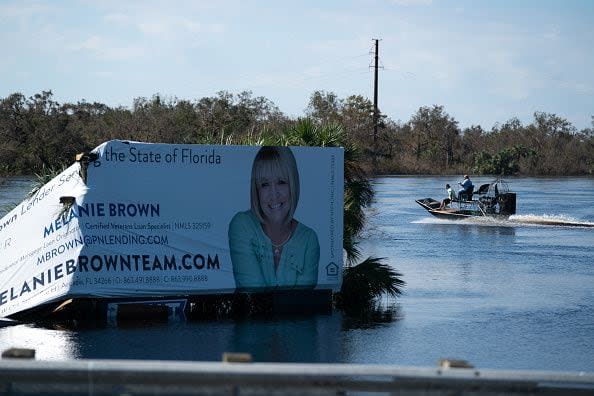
{"left": 1, "top": 175, "right": 593, "bottom": 372}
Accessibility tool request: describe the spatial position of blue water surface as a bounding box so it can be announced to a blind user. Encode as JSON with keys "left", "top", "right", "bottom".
{"left": 1, "top": 176, "right": 593, "bottom": 371}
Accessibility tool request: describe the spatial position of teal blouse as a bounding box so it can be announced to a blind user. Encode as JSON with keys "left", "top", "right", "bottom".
{"left": 228, "top": 210, "right": 320, "bottom": 290}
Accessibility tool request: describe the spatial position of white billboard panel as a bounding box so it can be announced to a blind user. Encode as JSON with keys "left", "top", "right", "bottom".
{"left": 0, "top": 141, "right": 344, "bottom": 317}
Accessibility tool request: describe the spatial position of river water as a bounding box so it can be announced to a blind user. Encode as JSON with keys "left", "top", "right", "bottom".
{"left": 1, "top": 175, "right": 593, "bottom": 372}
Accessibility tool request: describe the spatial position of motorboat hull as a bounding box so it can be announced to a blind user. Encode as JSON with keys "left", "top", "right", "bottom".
{"left": 415, "top": 198, "right": 486, "bottom": 219}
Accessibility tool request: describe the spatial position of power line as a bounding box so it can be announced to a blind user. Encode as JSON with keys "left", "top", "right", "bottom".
{"left": 371, "top": 38, "right": 381, "bottom": 167}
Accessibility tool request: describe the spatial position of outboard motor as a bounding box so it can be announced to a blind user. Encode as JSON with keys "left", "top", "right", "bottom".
{"left": 498, "top": 193, "right": 516, "bottom": 215}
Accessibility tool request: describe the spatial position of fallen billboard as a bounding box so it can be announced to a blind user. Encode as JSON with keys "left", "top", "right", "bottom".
{"left": 0, "top": 140, "right": 344, "bottom": 317}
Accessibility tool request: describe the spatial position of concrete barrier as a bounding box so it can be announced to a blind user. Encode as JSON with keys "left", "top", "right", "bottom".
{"left": 0, "top": 357, "right": 593, "bottom": 395}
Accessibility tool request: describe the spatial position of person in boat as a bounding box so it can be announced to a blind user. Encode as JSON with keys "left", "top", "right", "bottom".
{"left": 228, "top": 146, "right": 320, "bottom": 291}
{"left": 439, "top": 183, "right": 457, "bottom": 210}
{"left": 457, "top": 174, "right": 474, "bottom": 200}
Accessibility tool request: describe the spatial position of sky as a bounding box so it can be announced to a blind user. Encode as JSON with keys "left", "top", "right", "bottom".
{"left": 2, "top": 0, "right": 593, "bottom": 131}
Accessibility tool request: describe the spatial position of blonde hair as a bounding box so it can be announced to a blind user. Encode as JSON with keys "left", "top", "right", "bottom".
{"left": 250, "top": 146, "right": 300, "bottom": 224}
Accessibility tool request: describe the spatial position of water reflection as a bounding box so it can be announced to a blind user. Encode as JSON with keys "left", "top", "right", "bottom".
{"left": 231, "top": 313, "right": 342, "bottom": 363}
{"left": 0, "top": 323, "right": 80, "bottom": 360}
{"left": 0, "top": 306, "right": 407, "bottom": 363}
{"left": 457, "top": 261, "right": 472, "bottom": 283}
{"left": 340, "top": 303, "right": 403, "bottom": 330}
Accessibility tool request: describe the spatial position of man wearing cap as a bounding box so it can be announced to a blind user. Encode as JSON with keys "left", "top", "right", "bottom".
{"left": 457, "top": 175, "right": 474, "bottom": 199}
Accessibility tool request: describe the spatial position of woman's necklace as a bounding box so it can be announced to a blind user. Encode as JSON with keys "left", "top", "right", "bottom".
{"left": 271, "top": 230, "right": 292, "bottom": 257}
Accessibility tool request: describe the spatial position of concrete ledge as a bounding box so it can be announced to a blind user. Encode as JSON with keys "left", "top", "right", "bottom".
{"left": 0, "top": 359, "right": 593, "bottom": 395}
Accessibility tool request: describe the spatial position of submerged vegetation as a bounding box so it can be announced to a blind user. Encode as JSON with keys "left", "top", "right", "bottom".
{"left": 1, "top": 90, "right": 593, "bottom": 177}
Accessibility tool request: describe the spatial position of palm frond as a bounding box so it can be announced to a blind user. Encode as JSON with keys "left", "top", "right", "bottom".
{"left": 285, "top": 119, "right": 345, "bottom": 148}
{"left": 337, "top": 257, "right": 405, "bottom": 308}
{"left": 28, "top": 164, "right": 64, "bottom": 198}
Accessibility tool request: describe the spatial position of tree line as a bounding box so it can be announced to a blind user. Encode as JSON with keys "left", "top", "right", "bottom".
{"left": 1, "top": 90, "right": 593, "bottom": 176}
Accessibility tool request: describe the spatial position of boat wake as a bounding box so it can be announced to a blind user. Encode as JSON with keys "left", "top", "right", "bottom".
{"left": 413, "top": 216, "right": 511, "bottom": 227}
{"left": 509, "top": 214, "right": 594, "bottom": 228}
{"left": 413, "top": 214, "right": 594, "bottom": 228}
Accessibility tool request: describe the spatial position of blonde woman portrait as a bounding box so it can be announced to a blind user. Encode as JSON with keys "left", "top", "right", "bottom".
{"left": 228, "top": 146, "right": 320, "bottom": 290}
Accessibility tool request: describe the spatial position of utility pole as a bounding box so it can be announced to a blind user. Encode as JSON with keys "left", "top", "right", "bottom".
{"left": 372, "top": 38, "right": 380, "bottom": 166}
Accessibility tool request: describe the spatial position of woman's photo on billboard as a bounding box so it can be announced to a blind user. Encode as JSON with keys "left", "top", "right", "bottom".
{"left": 228, "top": 146, "right": 320, "bottom": 290}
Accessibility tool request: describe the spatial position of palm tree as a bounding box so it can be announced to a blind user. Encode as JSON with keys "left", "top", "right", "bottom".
{"left": 285, "top": 119, "right": 405, "bottom": 307}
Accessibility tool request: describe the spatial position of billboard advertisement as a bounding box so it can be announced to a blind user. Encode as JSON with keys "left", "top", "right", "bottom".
{"left": 0, "top": 140, "right": 344, "bottom": 317}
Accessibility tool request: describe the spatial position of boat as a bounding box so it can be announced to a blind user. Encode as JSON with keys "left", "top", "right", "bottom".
{"left": 415, "top": 179, "right": 516, "bottom": 219}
